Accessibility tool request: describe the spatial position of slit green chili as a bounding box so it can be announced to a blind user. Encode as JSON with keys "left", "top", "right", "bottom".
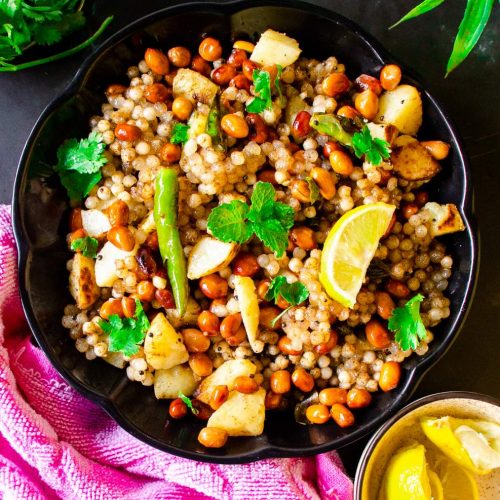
{"left": 154, "top": 168, "right": 188, "bottom": 316}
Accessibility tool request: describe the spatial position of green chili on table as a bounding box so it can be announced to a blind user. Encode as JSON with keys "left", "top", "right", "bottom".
{"left": 154, "top": 167, "right": 188, "bottom": 316}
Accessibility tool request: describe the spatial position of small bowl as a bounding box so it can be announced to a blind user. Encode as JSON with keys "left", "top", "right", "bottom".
{"left": 12, "top": 0, "right": 477, "bottom": 462}
{"left": 354, "top": 392, "right": 500, "bottom": 499}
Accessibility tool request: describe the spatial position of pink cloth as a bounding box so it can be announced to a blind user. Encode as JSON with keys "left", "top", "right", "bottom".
{"left": 0, "top": 204, "right": 353, "bottom": 499}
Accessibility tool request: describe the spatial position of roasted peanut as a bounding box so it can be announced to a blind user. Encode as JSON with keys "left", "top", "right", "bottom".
{"left": 322, "top": 73, "right": 350, "bottom": 97}
{"left": 198, "top": 427, "right": 228, "bottom": 448}
{"left": 169, "top": 398, "right": 187, "bottom": 419}
{"left": 330, "top": 404, "right": 355, "bottom": 428}
{"left": 311, "top": 166, "right": 336, "bottom": 200}
{"left": 107, "top": 200, "right": 129, "bottom": 226}
{"left": 319, "top": 388, "right": 347, "bottom": 406}
{"left": 346, "top": 388, "right": 372, "bottom": 409}
{"left": 380, "top": 64, "right": 402, "bottom": 91}
{"left": 270, "top": 370, "right": 291, "bottom": 394}
{"left": 145, "top": 48, "right": 170, "bottom": 75}
{"left": 306, "top": 404, "right": 331, "bottom": 424}
{"left": 365, "top": 319, "right": 391, "bottom": 348}
{"left": 144, "top": 83, "right": 170, "bottom": 103}
{"left": 291, "top": 367, "right": 314, "bottom": 392}
{"left": 189, "top": 353, "right": 213, "bottom": 377}
{"left": 290, "top": 226, "right": 317, "bottom": 250}
{"left": 221, "top": 113, "right": 249, "bottom": 139}
{"left": 379, "top": 361, "right": 401, "bottom": 392}
{"left": 167, "top": 46, "right": 191, "bottom": 67}
{"left": 159, "top": 143, "right": 181, "bottom": 163}
{"left": 355, "top": 74, "right": 383, "bottom": 95}
{"left": 234, "top": 375, "right": 259, "bottom": 394}
{"left": 355, "top": 89, "right": 379, "bottom": 120}
{"left": 198, "top": 37, "right": 222, "bottom": 62}
{"left": 197, "top": 310, "right": 220, "bottom": 336}
{"left": 107, "top": 225, "right": 135, "bottom": 251}
{"left": 211, "top": 64, "right": 237, "bottom": 85}
{"left": 182, "top": 328, "right": 210, "bottom": 353}
{"left": 115, "top": 123, "right": 141, "bottom": 142}
{"left": 199, "top": 274, "right": 228, "bottom": 299}
{"left": 172, "top": 96, "right": 193, "bottom": 121}
{"left": 232, "top": 252, "right": 260, "bottom": 277}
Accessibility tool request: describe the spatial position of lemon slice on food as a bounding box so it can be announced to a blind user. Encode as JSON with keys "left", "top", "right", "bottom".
{"left": 427, "top": 469, "right": 444, "bottom": 500}
{"left": 320, "top": 203, "right": 396, "bottom": 308}
{"left": 433, "top": 457, "right": 479, "bottom": 500}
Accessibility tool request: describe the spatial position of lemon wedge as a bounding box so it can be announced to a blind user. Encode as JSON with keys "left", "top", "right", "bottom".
{"left": 427, "top": 469, "right": 444, "bottom": 500}
{"left": 320, "top": 203, "right": 395, "bottom": 308}
{"left": 432, "top": 456, "right": 479, "bottom": 500}
{"left": 421, "top": 416, "right": 500, "bottom": 475}
{"left": 378, "top": 442, "right": 432, "bottom": 500}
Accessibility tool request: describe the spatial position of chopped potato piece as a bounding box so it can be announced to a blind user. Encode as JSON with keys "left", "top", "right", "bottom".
{"left": 69, "top": 253, "right": 99, "bottom": 309}
{"left": 391, "top": 142, "right": 441, "bottom": 181}
{"left": 173, "top": 68, "right": 219, "bottom": 106}
{"left": 154, "top": 364, "right": 198, "bottom": 399}
{"left": 393, "top": 134, "right": 418, "bottom": 148}
{"left": 138, "top": 211, "right": 156, "bottom": 234}
{"left": 375, "top": 84, "right": 423, "bottom": 135}
{"left": 95, "top": 241, "right": 137, "bottom": 287}
{"left": 81, "top": 209, "right": 111, "bottom": 237}
{"left": 144, "top": 313, "right": 189, "bottom": 370}
{"left": 422, "top": 202, "right": 465, "bottom": 237}
{"left": 194, "top": 359, "right": 256, "bottom": 404}
{"left": 366, "top": 122, "right": 398, "bottom": 145}
{"left": 165, "top": 297, "right": 201, "bottom": 329}
{"left": 234, "top": 275, "right": 264, "bottom": 353}
{"left": 207, "top": 388, "right": 266, "bottom": 436}
{"left": 250, "top": 29, "right": 301, "bottom": 68}
{"left": 187, "top": 236, "right": 239, "bottom": 280}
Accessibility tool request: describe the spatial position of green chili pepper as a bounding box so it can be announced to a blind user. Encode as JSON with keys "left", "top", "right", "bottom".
{"left": 154, "top": 168, "right": 188, "bottom": 316}
{"left": 309, "top": 113, "right": 353, "bottom": 147}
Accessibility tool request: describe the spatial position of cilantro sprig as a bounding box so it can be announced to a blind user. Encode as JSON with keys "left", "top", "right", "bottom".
{"left": 170, "top": 123, "right": 190, "bottom": 145}
{"left": 246, "top": 65, "right": 283, "bottom": 114}
{"left": 265, "top": 276, "right": 310, "bottom": 327}
{"left": 178, "top": 392, "right": 199, "bottom": 415}
{"left": 70, "top": 236, "right": 98, "bottom": 258}
{"left": 55, "top": 131, "right": 107, "bottom": 201}
{"left": 0, "top": 1, "right": 113, "bottom": 72}
{"left": 388, "top": 293, "right": 427, "bottom": 351}
{"left": 352, "top": 126, "right": 391, "bottom": 166}
{"left": 99, "top": 300, "right": 150, "bottom": 357}
{"left": 207, "top": 182, "right": 295, "bottom": 257}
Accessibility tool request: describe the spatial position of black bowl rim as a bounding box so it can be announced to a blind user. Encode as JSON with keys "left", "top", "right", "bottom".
{"left": 12, "top": 0, "right": 478, "bottom": 463}
{"left": 353, "top": 391, "right": 500, "bottom": 498}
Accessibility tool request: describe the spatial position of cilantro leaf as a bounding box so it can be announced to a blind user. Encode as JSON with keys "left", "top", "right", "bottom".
{"left": 265, "top": 276, "right": 309, "bottom": 306}
{"left": 178, "top": 392, "right": 199, "bottom": 415}
{"left": 388, "top": 293, "right": 427, "bottom": 351}
{"left": 58, "top": 169, "right": 101, "bottom": 202}
{"left": 32, "top": 12, "right": 85, "bottom": 45}
{"left": 70, "top": 236, "right": 98, "bottom": 258}
{"left": 170, "top": 123, "right": 189, "bottom": 144}
{"left": 265, "top": 275, "right": 287, "bottom": 302}
{"left": 246, "top": 68, "right": 272, "bottom": 113}
{"left": 99, "top": 300, "right": 150, "bottom": 357}
{"left": 57, "top": 132, "right": 107, "bottom": 174}
{"left": 352, "top": 126, "right": 391, "bottom": 166}
{"left": 207, "top": 200, "right": 252, "bottom": 244}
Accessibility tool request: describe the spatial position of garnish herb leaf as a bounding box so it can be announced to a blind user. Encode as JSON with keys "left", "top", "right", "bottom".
{"left": 446, "top": 0, "right": 495, "bottom": 76}
{"left": 170, "top": 123, "right": 190, "bottom": 144}
{"left": 207, "top": 182, "right": 295, "bottom": 257}
{"left": 265, "top": 276, "right": 309, "bottom": 306}
{"left": 55, "top": 132, "right": 107, "bottom": 201}
{"left": 70, "top": 236, "right": 98, "bottom": 258}
{"left": 388, "top": 293, "right": 427, "bottom": 351}
{"left": 390, "top": 0, "right": 446, "bottom": 29}
{"left": 352, "top": 126, "right": 391, "bottom": 166}
{"left": 206, "top": 200, "right": 252, "bottom": 244}
{"left": 99, "top": 300, "right": 150, "bottom": 357}
{"left": 178, "top": 392, "right": 199, "bottom": 415}
{"left": 57, "top": 132, "right": 107, "bottom": 174}
{"left": 306, "top": 177, "right": 320, "bottom": 204}
{"left": 0, "top": 1, "right": 113, "bottom": 73}
{"left": 246, "top": 68, "right": 273, "bottom": 113}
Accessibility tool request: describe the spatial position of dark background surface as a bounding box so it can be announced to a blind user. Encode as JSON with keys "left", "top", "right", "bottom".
{"left": 1, "top": 0, "right": 499, "bottom": 477}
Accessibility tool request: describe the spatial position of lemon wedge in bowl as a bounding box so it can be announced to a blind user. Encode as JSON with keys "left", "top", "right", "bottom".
{"left": 432, "top": 456, "right": 479, "bottom": 500}
{"left": 421, "top": 416, "right": 500, "bottom": 475}
{"left": 320, "top": 203, "right": 395, "bottom": 308}
{"left": 378, "top": 442, "right": 433, "bottom": 500}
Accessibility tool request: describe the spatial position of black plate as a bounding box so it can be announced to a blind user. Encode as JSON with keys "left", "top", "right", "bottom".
{"left": 12, "top": 0, "right": 478, "bottom": 463}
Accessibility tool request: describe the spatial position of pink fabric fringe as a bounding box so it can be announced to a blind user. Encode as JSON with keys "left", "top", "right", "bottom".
{"left": 0, "top": 205, "right": 353, "bottom": 499}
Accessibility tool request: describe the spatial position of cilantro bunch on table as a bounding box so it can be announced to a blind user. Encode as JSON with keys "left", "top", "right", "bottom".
{"left": 0, "top": 1, "right": 113, "bottom": 72}
{"left": 55, "top": 131, "right": 107, "bottom": 201}
{"left": 99, "top": 300, "right": 150, "bottom": 357}
{"left": 246, "top": 65, "right": 283, "bottom": 114}
{"left": 352, "top": 126, "right": 391, "bottom": 166}
{"left": 207, "top": 181, "right": 295, "bottom": 257}
{"left": 265, "top": 275, "right": 310, "bottom": 326}
{"left": 388, "top": 293, "right": 427, "bottom": 351}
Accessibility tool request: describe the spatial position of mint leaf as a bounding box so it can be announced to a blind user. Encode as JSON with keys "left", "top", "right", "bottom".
{"left": 100, "top": 300, "right": 150, "bottom": 357}
{"left": 252, "top": 218, "right": 289, "bottom": 258}
{"left": 178, "top": 392, "right": 199, "bottom": 415}
{"left": 207, "top": 200, "right": 252, "bottom": 244}
{"left": 272, "top": 202, "right": 295, "bottom": 231}
{"left": 70, "top": 236, "right": 98, "bottom": 258}
{"left": 170, "top": 123, "right": 189, "bottom": 144}
{"left": 388, "top": 293, "right": 426, "bottom": 351}
{"left": 250, "top": 181, "right": 275, "bottom": 212}
{"left": 352, "top": 126, "right": 391, "bottom": 166}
